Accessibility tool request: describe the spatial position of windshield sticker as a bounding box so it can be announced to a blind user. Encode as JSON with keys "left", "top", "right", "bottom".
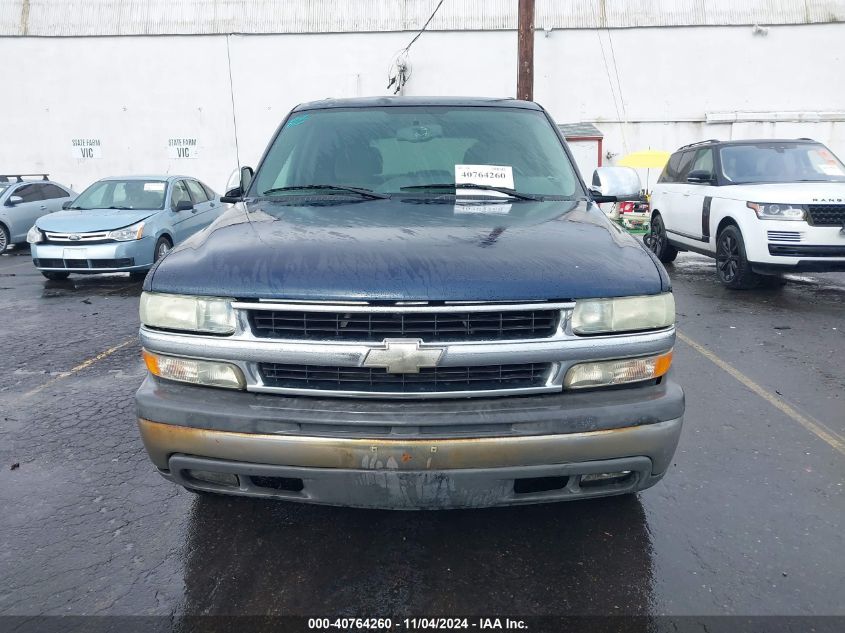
{"left": 285, "top": 114, "right": 310, "bottom": 128}
{"left": 818, "top": 163, "right": 845, "bottom": 176}
{"left": 455, "top": 164, "right": 514, "bottom": 197}
{"left": 144, "top": 182, "right": 166, "bottom": 191}
{"left": 454, "top": 202, "right": 512, "bottom": 215}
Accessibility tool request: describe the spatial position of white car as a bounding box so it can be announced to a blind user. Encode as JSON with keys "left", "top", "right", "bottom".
{"left": 647, "top": 139, "right": 845, "bottom": 288}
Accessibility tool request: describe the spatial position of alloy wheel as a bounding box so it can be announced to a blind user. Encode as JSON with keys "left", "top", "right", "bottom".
{"left": 717, "top": 233, "right": 739, "bottom": 282}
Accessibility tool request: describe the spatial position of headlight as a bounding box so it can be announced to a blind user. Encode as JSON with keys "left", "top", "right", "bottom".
{"left": 564, "top": 351, "right": 673, "bottom": 389}
{"left": 27, "top": 226, "right": 44, "bottom": 244}
{"left": 140, "top": 292, "right": 236, "bottom": 334}
{"left": 571, "top": 293, "right": 675, "bottom": 335}
{"left": 747, "top": 202, "right": 806, "bottom": 221}
{"left": 142, "top": 349, "right": 245, "bottom": 389}
{"left": 108, "top": 221, "right": 145, "bottom": 241}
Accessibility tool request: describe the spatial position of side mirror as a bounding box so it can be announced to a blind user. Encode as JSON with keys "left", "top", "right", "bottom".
{"left": 7, "top": 195, "right": 23, "bottom": 206}
{"left": 62, "top": 200, "right": 73, "bottom": 210}
{"left": 221, "top": 166, "right": 254, "bottom": 204}
{"left": 590, "top": 167, "right": 642, "bottom": 203}
{"left": 687, "top": 170, "right": 714, "bottom": 184}
{"left": 175, "top": 200, "right": 194, "bottom": 212}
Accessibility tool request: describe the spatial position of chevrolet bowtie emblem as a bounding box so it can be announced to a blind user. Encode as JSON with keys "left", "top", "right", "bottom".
{"left": 362, "top": 338, "right": 445, "bottom": 374}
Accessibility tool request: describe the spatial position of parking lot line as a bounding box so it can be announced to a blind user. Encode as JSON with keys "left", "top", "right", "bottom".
{"left": 677, "top": 330, "right": 845, "bottom": 456}
{"left": 21, "top": 336, "right": 137, "bottom": 399}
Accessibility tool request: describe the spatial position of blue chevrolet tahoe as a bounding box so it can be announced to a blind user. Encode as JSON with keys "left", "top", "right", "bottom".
{"left": 135, "top": 97, "right": 684, "bottom": 509}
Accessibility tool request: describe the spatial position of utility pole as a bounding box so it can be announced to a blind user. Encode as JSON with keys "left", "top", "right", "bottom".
{"left": 517, "top": 0, "right": 535, "bottom": 101}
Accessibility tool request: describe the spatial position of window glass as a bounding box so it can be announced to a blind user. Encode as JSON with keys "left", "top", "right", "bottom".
{"left": 252, "top": 106, "right": 583, "bottom": 198}
{"left": 41, "top": 184, "right": 69, "bottom": 199}
{"left": 720, "top": 143, "right": 845, "bottom": 183}
{"left": 660, "top": 151, "right": 695, "bottom": 183}
{"left": 201, "top": 182, "right": 216, "bottom": 200}
{"left": 15, "top": 184, "right": 45, "bottom": 202}
{"left": 186, "top": 180, "right": 209, "bottom": 203}
{"left": 170, "top": 181, "right": 192, "bottom": 210}
{"left": 689, "top": 149, "right": 714, "bottom": 180}
{"left": 70, "top": 180, "right": 167, "bottom": 210}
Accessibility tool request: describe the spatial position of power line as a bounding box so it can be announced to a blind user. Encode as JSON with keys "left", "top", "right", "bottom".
{"left": 589, "top": 1, "right": 628, "bottom": 153}
{"left": 403, "top": 0, "right": 446, "bottom": 54}
{"left": 388, "top": 0, "right": 446, "bottom": 94}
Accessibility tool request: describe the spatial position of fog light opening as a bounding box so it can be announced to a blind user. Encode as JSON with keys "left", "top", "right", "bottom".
{"left": 579, "top": 470, "right": 634, "bottom": 489}
{"left": 185, "top": 469, "right": 239, "bottom": 488}
{"left": 513, "top": 475, "right": 569, "bottom": 495}
{"left": 250, "top": 476, "right": 304, "bottom": 492}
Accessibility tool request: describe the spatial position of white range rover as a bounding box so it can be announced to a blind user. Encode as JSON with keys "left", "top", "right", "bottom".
{"left": 647, "top": 139, "right": 845, "bottom": 288}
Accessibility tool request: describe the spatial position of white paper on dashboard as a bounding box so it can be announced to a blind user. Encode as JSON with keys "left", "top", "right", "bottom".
{"left": 455, "top": 164, "right": 514, "bottom": 197}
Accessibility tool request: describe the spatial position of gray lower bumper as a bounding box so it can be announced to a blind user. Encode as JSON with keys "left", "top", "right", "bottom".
{"left": 136, "top": 376, "right": 684, "bottom": 509}
{"left": 162, "top": 453, "right": 670, "bottom": 510}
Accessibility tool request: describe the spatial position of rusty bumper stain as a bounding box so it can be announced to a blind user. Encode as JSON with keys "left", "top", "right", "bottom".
{"left": 137, "top": 418, "right": 682, "bottom": 473}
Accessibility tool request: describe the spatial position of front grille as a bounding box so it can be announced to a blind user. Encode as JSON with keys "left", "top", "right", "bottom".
{"left": 807, "top": 204, "right": 845, "bottom": 226}
{"left": 767, "top": 230, "right": 802, "bottom": 242}
{"left": 259, "top": 362, "right": 551, "bottom": 394}
{"left": 768, "top": 245, "right": 845, "bottom": 257}
{"left": 249, "top": 308, "right": 559, "bottom": 342}
{"left": 45, "top": 231, "right": 111, "bottom": 243}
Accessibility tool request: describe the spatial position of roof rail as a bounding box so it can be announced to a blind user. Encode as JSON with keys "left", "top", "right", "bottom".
{"left": 0, "top": 173, "right": 49, "bottom": 183}
{"left": 677, "top": 139, "right": 720, "bottom": 151}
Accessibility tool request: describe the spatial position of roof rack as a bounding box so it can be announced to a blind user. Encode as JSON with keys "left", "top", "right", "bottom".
{"left": 0, "top": 174, "right": 49, "bottom": 183}
{"left": 677, "top": 139, "right": 720, "bottom": 151}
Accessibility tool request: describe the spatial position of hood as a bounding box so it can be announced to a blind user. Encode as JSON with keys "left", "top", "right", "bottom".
{"left": 718, "top": 181, "right": 845, "bottom": 204}
{"left": 36, "top": 208, "right": 158, "bottom": 232}
{"left": 148, "top": 198, "right": 668, "bottom": 301}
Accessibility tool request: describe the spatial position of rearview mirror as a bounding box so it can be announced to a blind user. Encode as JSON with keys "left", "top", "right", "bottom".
{"left": 590, "top": 167, "right": 641, "bottom": 203}
{"left": 7, "top": 195, "right": 23, "bottom": 206}
{"left": 687, "top": 170, "right": 714, "bottom": 184}
{"left": 220, "top": 166, "right": 254, "bottom": 203}
{"left": 175, "top": 200, "right": 194, "bottom": 212}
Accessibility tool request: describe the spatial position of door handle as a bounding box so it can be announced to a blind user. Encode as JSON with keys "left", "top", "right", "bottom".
{"left": 40, "top": 205, "right": 47, "bottom": 210}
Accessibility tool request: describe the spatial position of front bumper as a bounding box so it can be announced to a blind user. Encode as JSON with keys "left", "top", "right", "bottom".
{"left": 136, "top": 376, "right": 684, "bottom": 509}
{"left": 746, "top": 223, "right": 845, "bottom": 272}
{"left": 31, "top": 238, "right": 154, "bottom": 273}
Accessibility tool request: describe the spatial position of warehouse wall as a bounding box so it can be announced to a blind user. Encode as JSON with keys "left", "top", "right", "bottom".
{"left": 2, "top": 22, "right": 843, "bottom": 193}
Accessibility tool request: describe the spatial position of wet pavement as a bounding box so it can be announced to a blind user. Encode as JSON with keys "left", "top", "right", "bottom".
{"left": 0, "top": 245, "right": 843, "bottom": 618}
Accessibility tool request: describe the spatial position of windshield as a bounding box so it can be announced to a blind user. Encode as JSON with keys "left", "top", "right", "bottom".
{"left": 0, "top": 184, "right": 8, "bottom": 195}
{"left": 70, "top": 179, "right": 167, "bottom": 210}
{"left": 251, "top": 106, "right": 583, "bottom": 199}
{"left": 720, "top": 143, "right": 845, "bottom": 184}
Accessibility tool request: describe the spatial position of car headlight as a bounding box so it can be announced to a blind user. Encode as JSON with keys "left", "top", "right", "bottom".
{"left": 571, "top": 293, "right": 675, "bottom": 335}
{"left": 108, "top": 221, "right": 145, "bottom": 241}
{"left": 142, "top": 349, "right": 245, "bottom": 389}
{"left": 564, "top": 351, "right": 673, "bottom": 389}
{"left": 140, "top": 292, "right": 236, "bottom": 334}
{"left": 27, "top": 225, "right": 44, "bottom": 244}
{"left": 747, "top": 202, "right": 806, "bottom": 221}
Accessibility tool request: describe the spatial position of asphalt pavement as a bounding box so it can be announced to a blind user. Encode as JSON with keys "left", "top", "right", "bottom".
{"left": 0, "top": 245, "right": 843, "bottom": 620}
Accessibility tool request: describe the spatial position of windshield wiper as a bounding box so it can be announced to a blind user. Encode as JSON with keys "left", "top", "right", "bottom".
{"left": 400, "top": 183, "right": 542, "bottom": 201}
{"left": 106, "top": 205, "right": 132, "bottom": 210}
{"left": 261, "top": 185, "right": 390, "bottom": 199}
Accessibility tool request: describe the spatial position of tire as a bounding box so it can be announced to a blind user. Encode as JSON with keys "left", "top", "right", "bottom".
{"left": 645, "top": 214, "right": 678, "bottom": 263}
{"left": 41, "top": 271, "right": 70, "bottom": 281}
{"left": 715, "top": 225, "right": 761, "bottom": 289}
{"left": 154, "top": 235, "right": 172, "bottom": 262}
{"left": 0, "top": 224, "right": 9, "bottom": 253}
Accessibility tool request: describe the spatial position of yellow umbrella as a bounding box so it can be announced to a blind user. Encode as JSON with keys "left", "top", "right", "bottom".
{"left": 617, "top": 150, "right": 671, "bottom": 169}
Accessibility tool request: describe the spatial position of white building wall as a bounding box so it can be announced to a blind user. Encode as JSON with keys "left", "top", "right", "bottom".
{"left": 1, "top": 22, "right": 844, "bottom": 193}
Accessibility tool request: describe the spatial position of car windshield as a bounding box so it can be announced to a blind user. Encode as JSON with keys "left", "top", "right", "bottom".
{"left": 0, "top": 184, "right": 8, "bottom": 195}
{"left": 70, "top": 179, "right": 168, "bottom": 210}
{"left": 251, "top": 106, "right": 583, "bottom": 199}
{"left": 720, "top": 143, "right": 845, "bottom": 184}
